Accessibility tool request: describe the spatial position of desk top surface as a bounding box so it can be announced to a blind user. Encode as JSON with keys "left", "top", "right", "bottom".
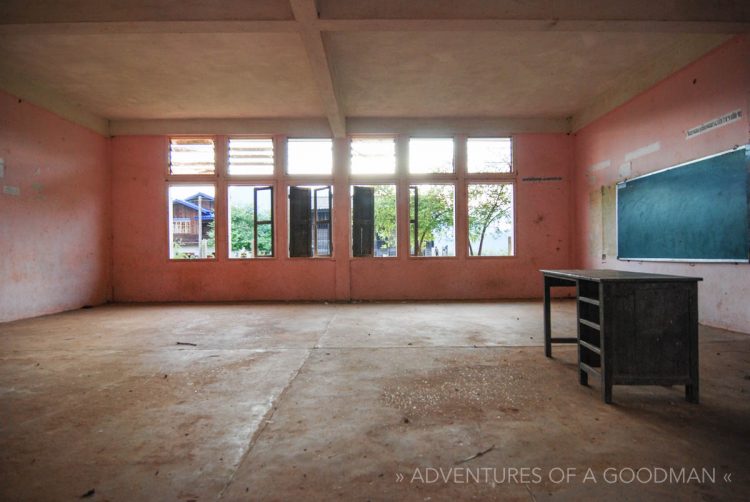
{"left": 540, "top": 269, "right": 703, "bottom": 282}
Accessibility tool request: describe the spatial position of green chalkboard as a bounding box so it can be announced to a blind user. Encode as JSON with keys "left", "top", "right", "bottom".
{"left": 617, "top": 146, "right": 750, "bottom": 262}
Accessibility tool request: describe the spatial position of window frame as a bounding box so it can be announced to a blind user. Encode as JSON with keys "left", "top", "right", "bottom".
{"left": 465, "top": 181, "right": 516, "bottom": 258}
{"left": 226, "top": 184, "right": 275, "bottom": 260}
{"left": 167, "top": 136, "right": 217, "bottom": 177}
{"left": 166, "top": 182, "right": 219, "bottom": 261}
{"left": 226, "top": 136, "right": 276, "bottom": 177}
{"left": 287, "top": 184, "right": 334, "bottom": 259}
{"left": 408, "top": 182, "right": 458, "bottom": 258}
{"left": 350, "top": 183, "right": 398, "bottom": 259}
{"left": 466, "top": 136, "right": 514, "bottom": 174}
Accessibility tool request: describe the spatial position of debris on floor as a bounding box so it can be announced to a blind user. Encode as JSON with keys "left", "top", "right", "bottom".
{"left": 456, "top": 445, "right": 495, "bottom": 465}
{"left": 176, "top": 342, "right": 198, "bottom": 347}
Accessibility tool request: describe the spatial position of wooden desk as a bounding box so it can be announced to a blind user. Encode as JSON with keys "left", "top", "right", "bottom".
{"left": 540, "top": 269, "right": 702, "bottom": 404}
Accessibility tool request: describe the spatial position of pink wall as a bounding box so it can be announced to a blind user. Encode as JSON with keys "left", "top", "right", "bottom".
{"left": 0, "top": 91, "right": 111, "bottom": 322}
{"left": 573, "top": 35, "right": 750, "bottom": 333}
{"left": 111, "top": 133, "right": 574, "bottom": 302}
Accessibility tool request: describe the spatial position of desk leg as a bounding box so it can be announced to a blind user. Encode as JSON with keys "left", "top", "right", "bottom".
{"left": 543, "top": 276, "right": 552, "bottom": 358}
{"left": 686, "top": 284, "right": 700, "bottom": 403}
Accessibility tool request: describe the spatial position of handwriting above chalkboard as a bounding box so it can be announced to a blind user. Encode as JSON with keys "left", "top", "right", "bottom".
{"left": 521, "top": 176, "right": 563, "bottom": 182}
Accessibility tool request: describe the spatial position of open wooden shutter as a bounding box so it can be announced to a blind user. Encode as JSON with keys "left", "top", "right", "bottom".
{"left": 313, "top": 186, "right": 332, "bottom": 256}
{"left": 289, "top": 187, "right": 312, "bottom": 257}
{"left": 352, "top": 186, "right": 375, "bottom": 257}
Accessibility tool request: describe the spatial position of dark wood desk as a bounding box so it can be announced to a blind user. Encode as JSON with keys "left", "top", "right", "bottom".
{"left": 541, "top": 269, "right": 702, "bottom": 404}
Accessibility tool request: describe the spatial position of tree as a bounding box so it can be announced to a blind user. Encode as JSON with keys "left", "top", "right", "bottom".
{"left": 373, "top": 185, "right": 397, "bottom": 253}
{"left": 468, "top": 184, "right": 512, "bottom": 256}
{"left": 230, "top": 205, "right": 254, "bottom": 253}
{"left": 410, "top": 185, "right": 454, "bottom": 255}
{"left": 230, "top": 204, "right": 273, "bottom": 256}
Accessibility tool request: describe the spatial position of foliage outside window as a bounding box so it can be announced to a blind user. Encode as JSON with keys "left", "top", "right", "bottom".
{"left": 409, "top": 184, "right": 455, "bottom": 256}
{"left": 228, "top": 186, "right": 274, "bottom": 258}
{"left": 467, "top": 138, "right": 512, "bottom": 173}
{"left": 468, "top": 184, "right": 514, "bottom": 256}
{"left": 168, "top": 185, "right": 216, "bottom": 259}
{"left": 351, "top": 185, "right": 397, "bottom": 257}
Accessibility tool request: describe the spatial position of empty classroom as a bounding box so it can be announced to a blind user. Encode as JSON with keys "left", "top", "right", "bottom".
{"left": 1, "top": 2, "right": 749, "bottom": 501}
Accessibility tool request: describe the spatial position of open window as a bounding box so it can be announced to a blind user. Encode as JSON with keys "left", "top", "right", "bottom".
{"left": 409, "top": 184, "right": 455, "bottom": 257}
{"left": 467, "top": 138, "right": 512, "bottom": 173}
{"left": 228, "top": 185, "right": 274, "bottom": 258}
{"left": 168, "top": 185, "right": 216, "bottom": 259}
{"left": 409, "top": 138, "right": 454, "bottom": 174}
{"left": 350, "top": 138, "right": 396, "bottom": 175}
{"left": 351, "top": 185, "right": 397, "bottom": 257}
{"left": 169, "top": 138, "right": 215, "bottom": 175}
{"left": 228, "top": 138, "right": 274, "bottom": 176}
{"left": 287, "top": 139, "right": 333, "bottom": 175}
{"left": 468, "top": 184, "right": 514, "bottom": 256}
{"left": 289, "top": 186, "right": 332, "bottom": 257}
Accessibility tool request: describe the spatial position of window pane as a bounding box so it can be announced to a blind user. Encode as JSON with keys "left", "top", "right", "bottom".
{"left": 409, "top": 138, "right": 454, "bottom": 174}
{"left": 169, "top": 185, "right": 216, "bottom": 259}
{"left": 314, "top": 187, "right": 332, "bottom": 256}
{"left": 409, "top": 184, "right": 455, "bottom": 256}
{"left": 228, "top": 138, "right": 274, "bottom": 175}
{"left": 467, "top": 138, "right": 512, "bottom": 173}
{"left": 288, "top": 139, "right": 333, "bottom": 175}
{"left": 228, "top": 186, "right": 274, "bottom": 258}
{"left": 288, "top": 185, "right": 333, "bottom": 257}
{"left": 468, "top": 184, "right": 514, "bottom": 256}
{"left": 170, "top": 138, "right": 215, "bottom": 175}
{"left": 351, "top": 138, "right": 396, "bottom": 175}
{"left": 351, "top": 185, "right": 397, "bottom": 257}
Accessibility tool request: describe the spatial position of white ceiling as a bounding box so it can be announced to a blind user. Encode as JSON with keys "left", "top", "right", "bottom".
{"left": 0, "top": 0, "right": 747, "bottom": 135}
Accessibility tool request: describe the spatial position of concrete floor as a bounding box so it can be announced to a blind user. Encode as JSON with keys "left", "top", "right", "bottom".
{"left": 0, "top": 301, "right": 748, "bottom": 501}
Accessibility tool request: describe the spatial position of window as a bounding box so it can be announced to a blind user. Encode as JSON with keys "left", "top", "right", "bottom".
{"left": 350, "top": 138, "right": 396, "bottom": 175}
{"left": 467, "top": 138, "right": 512, "bottom": 173}
{"left": 228, "top": 186, "right": 274, "bottom": 258}
{"left": 168, "top": 185, "right": 216, "bottom": 259}
{"left": 287, "top": 139, "right": 333, "bottom": 175}
{"left": 409, "top": 184, "right": 455, "bottom": 256}
{"left": 351, "top": 185, "right": 397, "bottom": 257}
{"left": 468, "top": 184, "right": 514, "bottom": 256}
{"left": 409, "top": 138, "right": 454, "bottom": 174}
{"left": 228, "top": 138, "right": 274, "bottom": 176}
{"left": 169, "top": 138, "right": 215, "bottom": 175}
{"left": 289, "top": 186, "right": 332, "bottom": 257}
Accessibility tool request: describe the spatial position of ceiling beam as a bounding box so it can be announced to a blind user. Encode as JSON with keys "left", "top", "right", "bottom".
{"left": 315, "top": 19, "right": 750, "bottom": 34}
{"left": 1, "top": 19, "right": 747, "bottom": 36}
{"left": 0, "top": 21, "right": 298, "bottom": 35}
{"left": 290, "top": 0, "right": 346, "bottom": 138}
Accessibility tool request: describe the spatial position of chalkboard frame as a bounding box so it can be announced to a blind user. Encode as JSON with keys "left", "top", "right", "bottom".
{"left": 616, "top": 145, "right": 750, "bottom": 263}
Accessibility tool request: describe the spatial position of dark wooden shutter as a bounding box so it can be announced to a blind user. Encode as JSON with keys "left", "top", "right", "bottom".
{"left": 289, "top": 187, "right": 312, "bottom": 257}
{"left": 352, "top": 186, "right": 375, "bottom": 257}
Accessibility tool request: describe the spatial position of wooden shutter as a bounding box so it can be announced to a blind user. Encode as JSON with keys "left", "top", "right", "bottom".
{"left": 352, "top": 186, "right": 375, "bottom": 257}
{"left": 289, "top": 187, "right": 312, "bottom": 257}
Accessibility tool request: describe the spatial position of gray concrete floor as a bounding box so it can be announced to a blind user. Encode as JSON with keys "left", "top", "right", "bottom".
{"left": 0, "top": 301, "right": 748, "bottom": 501}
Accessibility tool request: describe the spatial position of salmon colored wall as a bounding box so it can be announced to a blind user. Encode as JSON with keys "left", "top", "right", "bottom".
{"left": 0, "top": 91, "right": 111, "bottom": 322}
{"left": 111, "top": 133, "right": 574, "bottom": 302}
{"left": 573, "top": 35, "right": 750, "bottom": 333}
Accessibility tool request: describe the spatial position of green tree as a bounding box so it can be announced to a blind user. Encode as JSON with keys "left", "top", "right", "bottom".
{"left": 468, "top": 184, "right": 512, "bottom": 256}
{"left": 230, "top": 204, "right": 274, "bottom": 256}
{"left": 410, "top": 185, "right": 454, "bottom": 255}
{"left": 373, "top": 185, "right": 397, "bottom": 252}
{"left": 230, "top": 205, "right": 254, "bottom": 253}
